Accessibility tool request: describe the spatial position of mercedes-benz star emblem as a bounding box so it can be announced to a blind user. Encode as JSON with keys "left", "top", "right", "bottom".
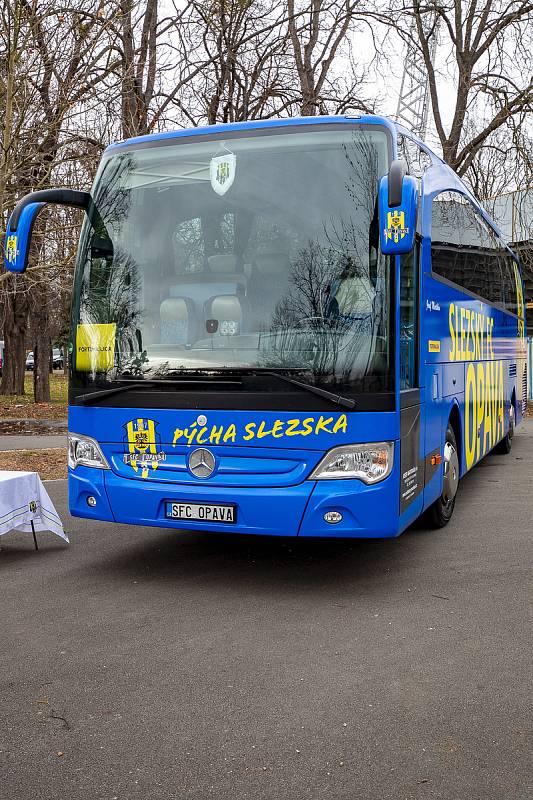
{"left": 188, "top": 448, "right": 216, "bottom": 479}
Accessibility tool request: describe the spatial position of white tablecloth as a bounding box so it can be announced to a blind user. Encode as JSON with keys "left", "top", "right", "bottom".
{"left": 0, "top": 470, "right": 68, "bottom": 542}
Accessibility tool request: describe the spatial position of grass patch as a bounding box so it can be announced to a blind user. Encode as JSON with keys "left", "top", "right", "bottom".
{"left": 0, "top": 373, "right": 68, "bottom": 420}
{"left": 0, "top": 448, "right": 67, "bottom": 480}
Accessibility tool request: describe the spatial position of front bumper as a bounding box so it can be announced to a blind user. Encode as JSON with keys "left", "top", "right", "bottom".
{"left": 68, "top": 462, "right": 400, "bottom": 538}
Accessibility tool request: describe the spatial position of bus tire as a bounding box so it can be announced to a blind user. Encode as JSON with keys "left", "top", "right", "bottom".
{"left": 426, "top": 423, "right": 459, "bottom": 529}
{"left": 493, "top": 403, "right": 514, "bottom": 455}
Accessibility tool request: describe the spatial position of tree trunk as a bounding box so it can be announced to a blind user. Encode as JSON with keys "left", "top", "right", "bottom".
{"left": 0, "top": 286, "right": 28, "bottom": 396}
{"left": 33, "top": 334, "right": 51, "bottom": 403}
{"left": 31, "top": 279, "right": 51, "bottom": 403}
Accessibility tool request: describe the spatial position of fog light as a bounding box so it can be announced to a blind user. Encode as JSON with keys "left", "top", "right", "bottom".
{"left": 324, "top": 511, "right": 342, "bottom": 524}
{"left": 87, "top": 495, "right": 97, "bottom": 507}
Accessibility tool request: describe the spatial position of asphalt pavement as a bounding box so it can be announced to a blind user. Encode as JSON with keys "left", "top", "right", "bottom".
{"left": 1, "top": 420, "right": 532, "bottom": 800}
{"left": 0, "top": 434, "right": 67, "bottom": 451}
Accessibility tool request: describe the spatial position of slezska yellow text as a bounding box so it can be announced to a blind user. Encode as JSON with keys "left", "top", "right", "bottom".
{"left": 172, "top": 414, "right": 348, "bottom": 447}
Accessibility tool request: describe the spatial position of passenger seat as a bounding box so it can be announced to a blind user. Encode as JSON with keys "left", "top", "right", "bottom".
{"left": 204, "top": 294, "right": 244, "bottom": 337}
{"left": 159, "top": 297, "right": 197, "bottom": 345}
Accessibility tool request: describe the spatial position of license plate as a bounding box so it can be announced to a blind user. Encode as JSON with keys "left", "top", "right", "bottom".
{"left": 165, "top": 501, "right": 236, "bottom": 524}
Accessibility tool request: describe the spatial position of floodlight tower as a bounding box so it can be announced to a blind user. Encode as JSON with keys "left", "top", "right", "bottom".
{"left": 395, "top": 14, "right": 439, "bottom": 139}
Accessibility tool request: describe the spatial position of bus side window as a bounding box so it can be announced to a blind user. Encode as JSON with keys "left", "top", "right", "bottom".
{"left": 431, "top": 191, "right": 505, "bottom": 309}
{"left": 501, "top": 253, "right": 517, "bottom": 315}
{"left": 397, "top": 135, "right": 431, "bottom": 180}
{"left": 400, "top": 245, "right": 418, "bottom": 389}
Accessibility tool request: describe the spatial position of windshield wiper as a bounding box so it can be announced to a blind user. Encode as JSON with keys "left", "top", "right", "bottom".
{"left": 75, "top": 377, "right": 242, "bottom": 405}
{"left": 75, "top": 372, "right": 355, "bottom": 410}
{"left": 260, "top": 372, "right": 355, "bottom": 409}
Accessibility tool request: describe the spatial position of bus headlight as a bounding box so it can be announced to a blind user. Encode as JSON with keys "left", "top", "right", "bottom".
{"left": 310, "top": 442, "right": 394, "bottom": 483}
{"left": 68, "top": 433, "right": 110, "bottom": 470}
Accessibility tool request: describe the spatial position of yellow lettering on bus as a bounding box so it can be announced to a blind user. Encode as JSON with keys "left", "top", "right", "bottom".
{"left": 449, "top": 303, "right": 456, "bottom": 361}
{"left": 474, "top": 312, "right": 481, "bottom": 361}
{"left": 476, "top": 362, "right": 485, "bottom": 461}
{"left": 483, "top": 363, "right": 492, "bottom": 456}
{"left": 257, "top": 421, "right": 271, "bottom": 438}
{"left": 210, "top": 425, "right": 224, "bottom": 444}
{"left": 223, "top": 424, "right": 237, "bottom": 443}
{"left": 489, "top": 361, "right": 496, "bottom": 447}
{"left": 498, "top": 361, "right": 505, "bottom": 441}
{"left": 464, "top": 309, "right": 471, "bottom": 360}
{"left": 243, "top": 423, "right": 255, "bottom": 441}
{"left": 332, "top": 414, "right": 348, "bottom": 435}
{"left": 185, "top": 424, "right": 198, "bottom": 446}
{"left": 465, "top": 363, "right": 476, "bottom": 469}
{"left": 196, "top": 426, "right": 208, "bottom": 444}
{"left": 301, "top": 418, "right": 314, "bottom": 436}
{"left": 285, "top": 419, "right": 301, "bottom": 436}
{"left": 271, "top": 419, "right": 284, "bottom": 438}
{"left": 315, "top": 416, "right": 334, "bottom": 435}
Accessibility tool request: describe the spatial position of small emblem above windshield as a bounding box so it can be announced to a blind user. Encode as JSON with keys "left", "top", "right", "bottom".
{"left": 210, "top": 153, "right": 236, "bottom": 196}
{"left": 197, "top": 414, "right": 207, "bottom": 426}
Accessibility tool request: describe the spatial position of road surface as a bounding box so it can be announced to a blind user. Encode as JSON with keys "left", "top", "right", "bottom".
{"left": 1, "top": 421, "right": 532, "bottom": 799}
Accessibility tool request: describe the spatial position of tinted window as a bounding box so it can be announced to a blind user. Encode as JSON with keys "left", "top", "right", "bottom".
{"left": 397, "top": 136, "right": 431, "bottom": 179}
{"left": 72, "top": 127, "right": 393, "bottom": 394}
{"left": 431, "top": 192, "right": 505, "bottom": 307}
{"left": 400, "top": 247, "right": 418, "bottom": 389}
{"left": 500, "top": 253, "right": 517, "bottom": 314}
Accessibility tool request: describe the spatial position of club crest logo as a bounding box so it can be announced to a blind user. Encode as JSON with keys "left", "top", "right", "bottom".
{"left": 210, "top": 153, "right": 236, "bottom": 196}
{"left": 123, "top": 418, "right": 166, "bottom": 479}
{"left": 5, "top": 235, "right": 18, "bottom": 265}
{"left": 29, "top": 500, "right": 38, "bottom": 513}
{"left": 384, "top": 210, "right": 409, "bottom": 243}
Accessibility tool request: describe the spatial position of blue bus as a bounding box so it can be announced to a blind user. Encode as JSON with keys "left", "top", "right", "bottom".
{"left": 4, "top": 116, "right": 526, "bottom": 537}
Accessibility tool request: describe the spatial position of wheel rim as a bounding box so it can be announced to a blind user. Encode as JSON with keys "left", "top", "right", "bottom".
{"left": 442, "top": 441, "right": 459, "bottom": 505}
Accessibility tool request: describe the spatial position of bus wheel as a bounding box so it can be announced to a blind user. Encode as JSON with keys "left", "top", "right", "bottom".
{"left": 427, "top": 423, "right": 459, "bottom": 528}
{"left": 493, "top": 403, "right": 514, "bottom": 455}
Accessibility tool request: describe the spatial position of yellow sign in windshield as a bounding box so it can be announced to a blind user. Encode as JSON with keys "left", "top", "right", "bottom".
{"left": 76, "top": 323, "right": 116, "bottom": 372}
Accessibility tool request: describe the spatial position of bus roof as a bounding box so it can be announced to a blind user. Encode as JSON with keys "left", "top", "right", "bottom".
{"left": 104, "top": 114, "right": 399, "bottom": 154}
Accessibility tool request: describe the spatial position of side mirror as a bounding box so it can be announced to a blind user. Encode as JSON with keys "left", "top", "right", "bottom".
{"left": 378, "top": 159, "right": 418, "bottom": 255}
{"left": 4, "top": 189, "right": 91, "bottom": 273}
{"left": 4, "top": 202, "right": 44, "bottom": 273}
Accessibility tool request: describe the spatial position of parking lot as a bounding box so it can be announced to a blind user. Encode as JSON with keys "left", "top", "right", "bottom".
{"left": 1, "top": 421, "right": 532, "bottom": 800}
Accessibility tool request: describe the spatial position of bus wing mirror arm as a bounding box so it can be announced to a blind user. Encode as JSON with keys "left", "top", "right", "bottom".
{"left": 378, "top": 159, "right": 418, "bottom": 256}
{"left": 4, "top": 188, "right": 92, "bottom": 274}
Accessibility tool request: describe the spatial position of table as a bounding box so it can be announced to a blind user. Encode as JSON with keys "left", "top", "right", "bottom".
{"left": 0, "top": 470, "right": 68, "bottom": 547}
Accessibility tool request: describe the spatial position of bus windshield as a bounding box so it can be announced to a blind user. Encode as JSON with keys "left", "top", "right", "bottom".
{"left": 71, "top": 126, "right": 392, "bottom": 395}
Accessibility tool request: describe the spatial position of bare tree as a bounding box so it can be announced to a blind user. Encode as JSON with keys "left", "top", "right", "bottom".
{"left": 182, "top": 0, "right": 293, "bottom": 124}
{"left": 380, "top": 0, "right": 532, "bottom": 182}
{"left": 287, "top": 0, "right": 374, "bottom": 116}
{"left": 0, "top": 0, "right": 118, "bottom": 398}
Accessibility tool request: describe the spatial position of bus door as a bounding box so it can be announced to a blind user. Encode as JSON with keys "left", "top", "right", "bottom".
{"left": 398, "top": 245, "right": 424, "bottom": 528}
